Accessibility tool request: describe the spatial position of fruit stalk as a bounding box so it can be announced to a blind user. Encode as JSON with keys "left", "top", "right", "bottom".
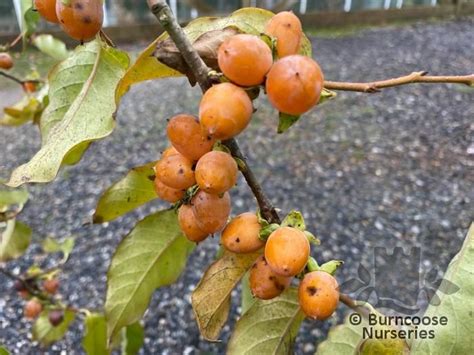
{"left": 147, "top": 0, "right": 280, "bottom": 224}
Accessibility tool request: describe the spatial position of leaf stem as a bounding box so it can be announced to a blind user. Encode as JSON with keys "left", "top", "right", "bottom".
{"left": 0, "top": 71, "right": 42, "bottom": 86}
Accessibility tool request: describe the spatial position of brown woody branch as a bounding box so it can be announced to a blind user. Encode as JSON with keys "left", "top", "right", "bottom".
{"left": 0, "top": 71, "right": 42, "bottom": 86}
{"left": 147, "top": 0, "right": 280, "bottom": 223}
{"left": 0, "top": 266, "right": 54, "bottom": 303}
{"left": 324, "top": 72, "right": 474, "bottom": 93}
{"left": 339, "top": 293, "right": 371, "bottom": 319}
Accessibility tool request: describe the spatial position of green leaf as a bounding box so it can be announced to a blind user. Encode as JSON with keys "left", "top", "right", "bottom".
{"left": 0, "top": 220, "right": 32, "bottom": 262}
{"left": 281, "top": 210, "right": 305, "bottom": 230}
{"left": 240, "top": 272, "right": 255, "bottom": 315}
{"left": 82, "top": 313, "right": 109, "bottom": 355}
{"left": 0, "top": 346, "right": 9, "bottom": 355}
{"left": 0, "top": 92, "right": 45, "bottom": 127}
{"left": 116, "top": 7, "right": 311, "bottom": 99}
{"left": 93, "top": 162, "right": 157, "bottom": 223}
{"left": 0, "top": 188, "right": 29, "bottom": 209}
{"left": 41, "top": 236, "right": 75, "bottom": 262}
{"left": 105, "top": 210, "right": 194, "bottom": 342}
{"left": 32, "top": 310, "right": 75, "bottom": 345}
{"left": 320, "top": 260, "right": 344, "bottom": 275}
{"left": 7, "top": 39, "right": 129, "bottom": 187}
{"left": 411, "top": 223, "right": 474, "bottom": 354}
{"left": 319, "top": 88, "right": 337, "bottom": 104}
{"left": 191, "top": 250, "right": 261, "bottom": 341}
{"left": 20, "top": 0, "right": 40, "bottom": 44}
{"left": 33, "top": 35, "right": 69, "bottom": 61}
{"left": 316, "top": 314, "right": 369, "bottom": 354}
{"left": 121, "top": 322, "right": 144, "bottom": 355}
{"left": 227, "top": 288, "right": 305, "bottom": 354}
{"left": 277, "top": 112, "right": 300, "bottom": 134}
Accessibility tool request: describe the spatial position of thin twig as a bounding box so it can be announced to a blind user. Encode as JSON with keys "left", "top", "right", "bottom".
{"left": 0, "top": 71, "right": 24, "bottom": 85}
{"left": 147, "top": 0, "right": 280, "bottom": 223}
{"left": 0, "top": 71, "right": 42, "bottom": 86}
{"left": 339, "top": 293, "right": 371, "bottom": 319}
{"left": 324, "top": 72, "right": 474, "bottom": 93}
{"left": 0, "top": 267, "right": 53, "bottom": 303}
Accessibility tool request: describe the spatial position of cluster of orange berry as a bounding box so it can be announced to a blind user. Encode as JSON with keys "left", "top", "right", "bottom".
{"left": 153, "top": 11, "right": 338, "bottom": 319}
{"left": 14, "top": 277, "right": 64, "bottom": 326}
{"left": 35, "top": 0, "right": 103, "bottom": 42}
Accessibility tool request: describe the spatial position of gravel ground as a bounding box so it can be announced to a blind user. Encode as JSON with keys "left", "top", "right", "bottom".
{"left": 1, "top": 18, "right": 473, "bottom": 354}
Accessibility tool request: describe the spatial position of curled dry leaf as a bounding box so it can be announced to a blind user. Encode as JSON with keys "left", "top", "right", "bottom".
{"left": 153, "top": 26, "right": 243, "bottom": 86}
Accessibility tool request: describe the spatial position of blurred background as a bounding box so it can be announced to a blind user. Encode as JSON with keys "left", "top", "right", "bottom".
{"left": 1, "top": 0, "right": 474, "bottom": 39}
{"left": 0, "top": 0, "right": 473, "bottom": 354}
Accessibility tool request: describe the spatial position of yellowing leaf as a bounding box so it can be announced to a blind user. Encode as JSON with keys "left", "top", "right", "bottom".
{"left": 93, "top": 162, "right": 157, "bottom": 223}
{"left": 227, "top": 288, "right": 305, "bottom": 354}
{"left": 0, "top": 85, "right": 47, "bottom": 126}
{"left": 411, "top": 223, "right": 474, "bottom": 354}
{"left": 0, "top": 220, "right": 31, "bottom": 262}
{"left": 82, "top": 313, "right": 109, "bottom": 355}
{"left": 105, "top": 210, "right": 194, "bottom": 342}
{"left": 7, "top": 40, "right": 129, "bottom": 187}
{"left": 32, "top": 310, "right": 75, "bottom": 345}
{"left": 191, "top": 250, "right": 260, "bottom": 341}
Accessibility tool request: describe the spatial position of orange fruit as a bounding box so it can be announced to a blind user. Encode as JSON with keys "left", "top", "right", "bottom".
{"left": 154, "top": 177, "right": 185, "bottom": 203}
{"left": 24, "top": 299, "right": 43, "bottom": 319}
{"left": 264, "top": 226, "right": 310, "bottom": 277}
{"left": 221, "top": 212, "right": 264, "bottom": 253}
{"left": 199, "top": 83, "right": 253, "bottom": 140}
{"left": 195, "top": 151, "right": 238, "bottom": 194}
{"left": 298, "top": 271, "right": 339, "bottom": 320}
{"left": 217, "top": 34, "right": 273, "bottom": 86}
{"left": 56, "top": 0, "right": 103, "bottom": 42}
{"left": 0, "top": 53, "right": 13, "bottom": 70}
{"left": 266, "top": 55, "right": 324, "bottom": 115}
{"left": 265, "top": 11, "right": 303, "bottom": 57}
{"left": 154, "top": 153, "right": 195, "bottom": 190}
{"left": 178, "top": 204, "right": 208, "bottom": 243}
{"left": 191, "top": 190, "right": 231, "bottom": 234}
{"left": 166, "top": 114, "right": 215, "bottom": 161}
{"left": 250, "top": 255, "right": 292, "bottom": 299}
{"left": 35, "top": 0, "right": 59, "bottom": 23}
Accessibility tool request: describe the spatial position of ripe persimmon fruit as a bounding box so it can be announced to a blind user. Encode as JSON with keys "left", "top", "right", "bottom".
{"left": 191, "top": 190, "right": 231, "bottom": 234}
{"left": 178, "top": 204, "right": 208, "bottom": 243}
{"left": 250, "top": 255, "right": 291, "bottom": 300}
{"left": 35, "top": 0, "right": 59, "bottom": 23}
{"left": 24, "top": 299, "right": 43, "bottom": 319}
{"left": 298, "top": 271, "right": 339, "bottom": 320}
{"left": 48, "top": 309, "right": 64, "bottom": 327}
{"left": 217, "top": 34, "right": 273, "bottom": 87}
{"left": 161, "top": 146, "right": 180, "bottom": 158}
{"left": 0, "top": 53, "right": 14, "bottom": 70}
{"left": 43, "top": 279, "right": 59, "bottom": 294}
{"left": 199, "top": 83, "right": 253, "bottom": 140}
{"left": 154, "top": 177, "right": 185, "bottom": 203}
{"left": 266, "top": 55, "right": 324, "bottom": 115}
{"left": 154, "top": 153, "right": 195, "bottom": 190}
{"left": 265, "top": 11, "right": 303, "bottom": 57}
{"left": 23, "top": 81, "right": 37, "bottom": 93}
{"left": 195, "top": 151, "right": 238, "bottom": 195}
{"left": 56, "top": 0, "right": 103, "bottom": 42}
{"left": 221, "top": 212, "right": 264, "bottom": 253}
{"left": 264, "top": 226, "right": 310, "bottom": 277}
{"left": 166, "top": 114, "right": 215, "bottom": 161}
